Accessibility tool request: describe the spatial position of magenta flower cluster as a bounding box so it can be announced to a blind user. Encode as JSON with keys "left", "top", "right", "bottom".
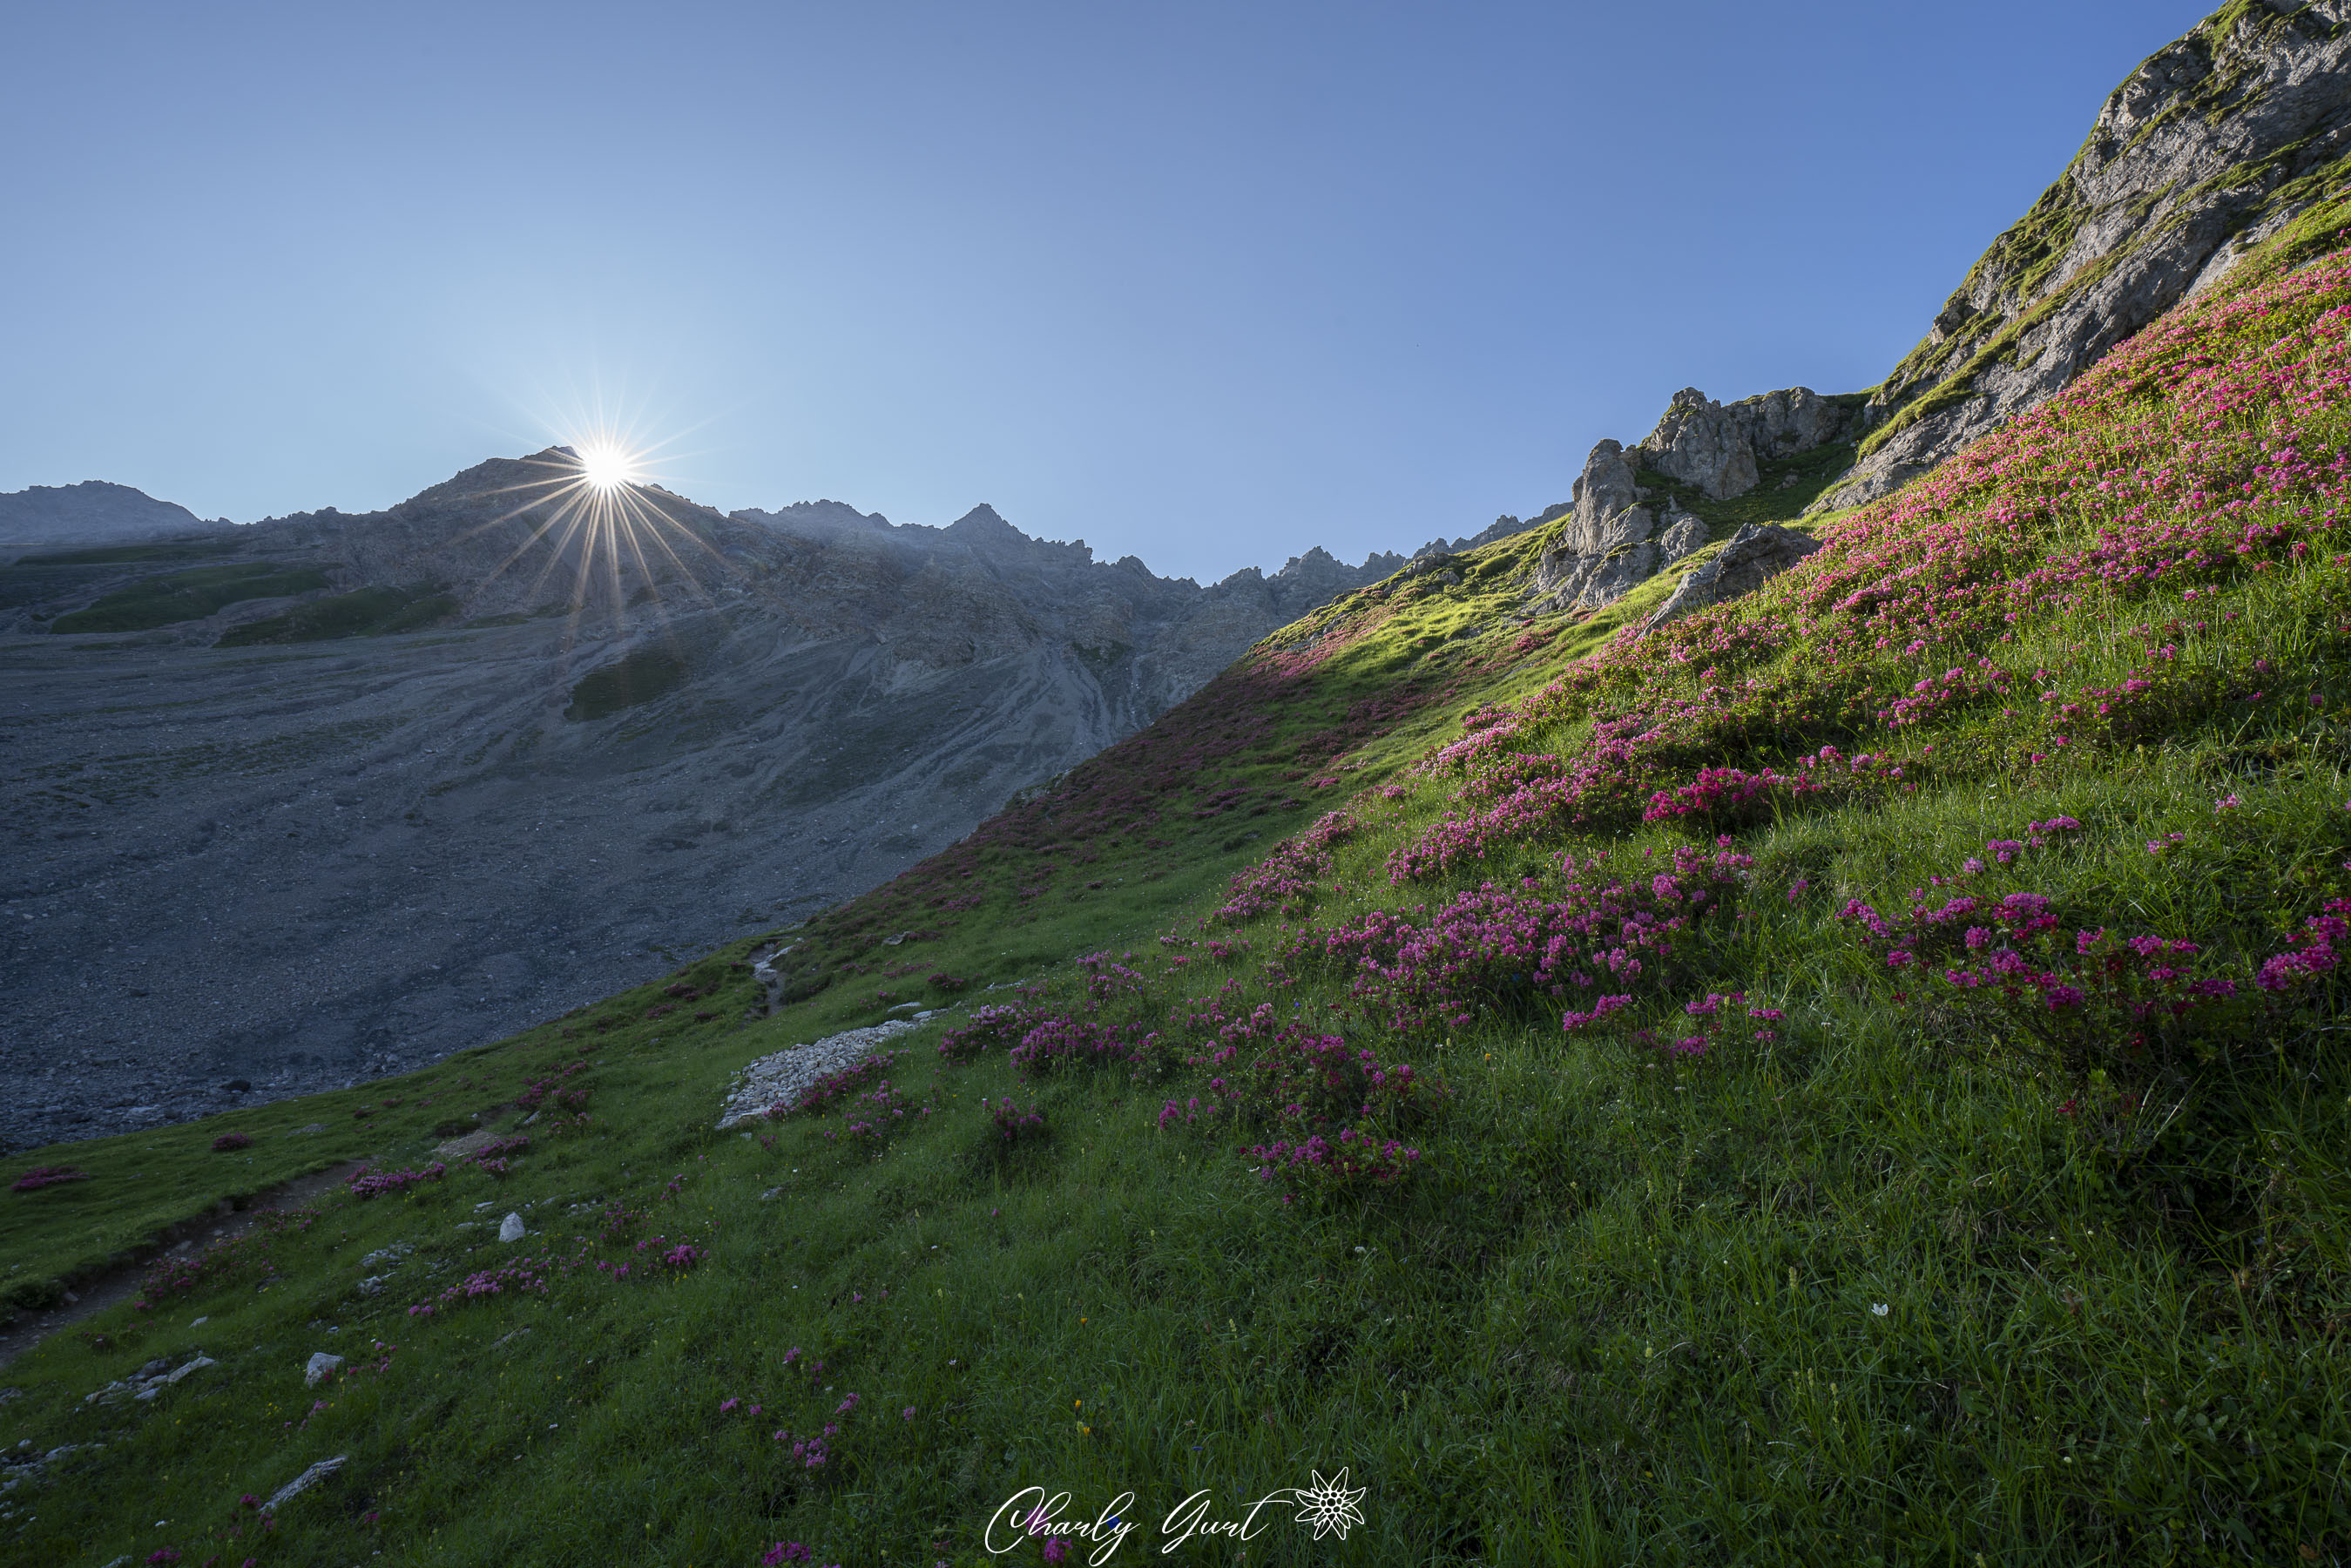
{"left": 937, "top": 1004, "right": 1040, "bottom": 1062}
{"left": 1300, "top": 842, "right": 1753, "bottom": 1032}
{"left": 10, "top": 1165, "right": 90, "bottom": 1192}
{"left": 1214, "top": 809, "right": 1361, "bottom": 923}
{"left": 987, "top": 1098, "right": 1047, "bottom": 1143}
{"left": 346, "top": 1162, "right": 446, "bottom": 1200}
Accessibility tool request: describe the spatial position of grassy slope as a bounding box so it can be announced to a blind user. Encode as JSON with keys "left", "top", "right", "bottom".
{"left": 10, "top": 211, "right": 2351, "bottom": 1564}
{"left": 44, "top": 564, "right": 332, "bottom": 635}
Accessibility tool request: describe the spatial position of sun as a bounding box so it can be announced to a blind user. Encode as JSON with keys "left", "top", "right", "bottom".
{"left": 576, "top": 443, "right": 640, "bottom": 490}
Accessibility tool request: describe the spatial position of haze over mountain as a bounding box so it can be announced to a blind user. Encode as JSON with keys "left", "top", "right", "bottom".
{"left": 0, "top": 481, "right": 226, "bottom": 548}
{"left": 0, "top": 455, "right": 1409, "bottom": 1151}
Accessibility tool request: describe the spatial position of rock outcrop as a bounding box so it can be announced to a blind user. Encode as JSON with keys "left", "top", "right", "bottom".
{"left": 1530, "top": 440, "right": 1659, "bottom": 611}
{"left": 1644, "top": 524, "right": 1823, "bottom": 629}
{"left": 1818, "top": 0, "right": 2351, "bottom": 511}
{"left": 1530, "top": 385, "right": 1852, "bottom": 615}
{"left": 1641, "top": 387, "right": 1859, "bottom": 501}
{"left": 1410, "top": 506, "right": 1566, "bottom": 561}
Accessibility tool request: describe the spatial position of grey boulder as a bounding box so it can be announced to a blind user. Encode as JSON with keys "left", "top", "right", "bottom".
{"left": 1645, "top": 524, "right": 1823, "bottom": 630}
{"left": 1657, "top": 514, "right": 1708, "bottom": 564}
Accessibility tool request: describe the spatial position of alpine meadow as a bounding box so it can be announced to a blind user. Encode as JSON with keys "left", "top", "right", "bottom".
{"left": 11, "top": 3, "right": 2351, "bottom": 1565}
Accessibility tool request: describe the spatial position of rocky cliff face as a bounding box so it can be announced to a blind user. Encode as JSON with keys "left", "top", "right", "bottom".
{"left": 1820, "top": 0, "right": 2351, "bottom": 510}
{"left": 0, "top": 453, "right": 1405, "bottom": 1150}
{"left": 1530, "top": 385, "right": 1854, "bottom": 614}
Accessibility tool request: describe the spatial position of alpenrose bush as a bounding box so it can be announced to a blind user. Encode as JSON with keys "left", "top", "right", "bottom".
{"left": 1388, "top": 252, "right": 2351, "bottom": 888}
{"left": 985, "top": 1098, "right": 1047, "bottom": 1144}
{"left": 821, "top": 1075, "right": 937, "bottom": 1146}
{"left": 777, "top": 1051, "right": 908, "bottom": 1115}
{"left": 1009, "top": 1016, "right": 1163, "bottom": 1078}
{"left": 345, "top": 1163, "right": 445, "bottom": 1200}
{"left": 10, "top": 1165, "right": 90, "bottom": 1192}
{"left": 936, "top": 1004, "right": 1037, "bottom": 1063}
{"left": 1294, "top": 841, "right": 1754, "bottom": 1033}
{"left": 138, "top": 1210, "right": 316, "bottom": 1302}
{"left": 1837, "top": 852, "right": 2347, "bottom": 1102}
{"left": 1215, "top": 809, "right": 1361, "bottom": 923}
{"left": 1161, "top": 1003, "right": 1441, "bottom": 1203}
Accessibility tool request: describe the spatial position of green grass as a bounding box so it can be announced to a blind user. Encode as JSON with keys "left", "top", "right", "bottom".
{"left": 16, "top": 541, "right": 243, "bottom": 567}
{"left": 10, "top": 214, "right": 2351, "bottom": 1567}
{"left": 214, "top": 584, "right": 457, "bottom": 646}
{"left": 565, "top": 645, "right": 692, "bottom": 721}
{"left": 47, "top": 564, "right": 330, "bottom": 634}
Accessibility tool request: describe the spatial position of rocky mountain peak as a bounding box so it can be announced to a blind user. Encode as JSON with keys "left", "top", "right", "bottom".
{"left": 1817, "top": 0, "right": 2351, "bottom": 510}
{"left": 0, "top": 480, "right": 227, "bottom": 548}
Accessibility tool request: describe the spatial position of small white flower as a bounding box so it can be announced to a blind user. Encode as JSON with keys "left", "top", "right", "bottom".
{"left": 1870, "top": 1302, "right": 1889, "bottom": 1317}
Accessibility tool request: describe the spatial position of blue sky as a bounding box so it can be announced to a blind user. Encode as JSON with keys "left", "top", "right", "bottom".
{"left": 0, "top": 1, "right": 2215, "bottom": 582}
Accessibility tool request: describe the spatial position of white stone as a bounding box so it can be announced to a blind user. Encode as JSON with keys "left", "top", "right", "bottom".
{"left": 497, "top": 1213, "right": 525, "bottom": 1243}
{"left": 263, "top": 1453, "right": 348, "bottom": 1510}
{"left": 303, "top": 1352, "right": 343, "bottom": 1387}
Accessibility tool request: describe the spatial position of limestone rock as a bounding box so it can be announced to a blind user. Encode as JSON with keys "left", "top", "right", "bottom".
{"left": 1820, "top": 2, "right": 2351, "bottom": 512}
{"left": 264, "top": 1454, "right": 348, "bottom": 1510}
{"left": 1642, "top": 390, "right": 1760, "bottom": 500}
{"left": 1530, "top": 441, "right": 1662, "bottom": 611}
{"left": 1640, "top": 387, "right": 1858, "bottom": 501}
{"left": 497, "top": 1213, "right": 525, "bottom": 1243}
{"left": 302, "top": 1352, "right": 343, "bottom": 1387}
{"left": 1645, "top": 524, "right": 1823, "bottom": 630}
{"left": 1658, "top": 515, "right": 1708, "bottom": 564}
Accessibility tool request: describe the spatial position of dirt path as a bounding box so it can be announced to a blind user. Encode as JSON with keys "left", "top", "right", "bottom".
{"left": 0, "top": 1160, "right": 364, "bottom": 1373}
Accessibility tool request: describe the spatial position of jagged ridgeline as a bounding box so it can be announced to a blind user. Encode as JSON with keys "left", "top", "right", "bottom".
{"left": 0, "top": 462, "right": 1407, "bottom": 1153}
{"left": 7, "top": 6, "right": 2351, "bottom": 1563}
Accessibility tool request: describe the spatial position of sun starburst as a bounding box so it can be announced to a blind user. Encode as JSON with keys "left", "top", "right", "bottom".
{"left": 576, "top": 443, "right": 641, "bottom": 491}
{"left": 436, "top": 423, "right": 735, "bottom": 627}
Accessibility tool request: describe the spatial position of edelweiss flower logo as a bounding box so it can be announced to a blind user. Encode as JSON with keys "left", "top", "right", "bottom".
{"left": 1289, "top": 1467, "right": 1368, "bottom": 1540}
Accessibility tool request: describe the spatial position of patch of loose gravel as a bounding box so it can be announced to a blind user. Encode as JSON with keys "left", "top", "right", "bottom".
{"left": 716, "top": 1017, "right": 934, "bottom": 1128}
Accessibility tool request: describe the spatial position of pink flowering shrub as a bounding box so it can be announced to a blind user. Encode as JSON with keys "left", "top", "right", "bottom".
{"left": 821, "top": 1076, "right": 936, "bottom": 1146}
{"left": 410, "top": 1257, "right": 554, "bottom": 1317}
{"left": 11, "top": 1165, "right": 90, "bottom": 1192}
{"left": 1215, "top": 810, "right": 1360, "bottom": 923}
{"left": 514, "top": 1059, "right": 590, "bottom": 1112}
{"left": 346, "top": 1163, "right": 446, "bottom": 1200}
{"left": 780, "top": 1051, "right": 909, "bottom": 1115}
{"left": 469, "top": 1135, "right": 530, "bottom": 1177}
{"left": 1298, "top": 843, "right": 1753, "bottom": 1032}
{"left": 1165, "top": 1006, "right": 1440, "bottom": 1203}
{"left": 985, "top": 1098, "right": 1047, "bottom": 1144}
{"left": 1009, "top": 1016, "right": 1161, "bottom": 1078}
{"left": 141, "top": 1209, "right": 314, "bottom": 1301}
{"left": 936, "top": 1005, "right": 1037, "bottom": 1063}
{"left": 210, "top": 1132, "right": 253, "bottom": 1152}
{"left": 1837, "top": 845, "right": 2347, "bottom": 1118}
